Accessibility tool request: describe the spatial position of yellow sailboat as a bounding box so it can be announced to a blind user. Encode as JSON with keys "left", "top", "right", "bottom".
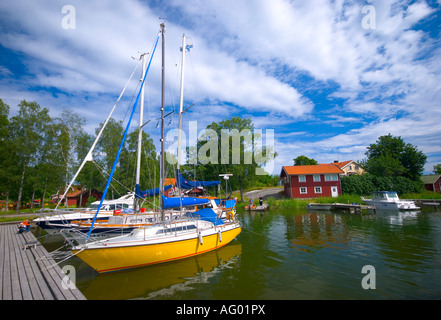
{"left": 73, "top": 211, "right": 240, "bottom": 273}
{"left": 70, "top": 24, "right": 241, "bottom": 273}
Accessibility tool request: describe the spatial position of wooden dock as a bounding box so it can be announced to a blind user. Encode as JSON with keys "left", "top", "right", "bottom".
{"left": 406, "top": 199, "right": 441, "bottom": 209}
{"left": 331, "top": 203, "right": 375, "bottom": 214}
{"left": 0, "top": 222, "right": 86, "bottom": 300}
{"left": 307, "top": 203, "right": 375, "bottom": 214}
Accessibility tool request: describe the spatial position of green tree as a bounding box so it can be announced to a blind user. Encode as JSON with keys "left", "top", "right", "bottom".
{"left": 118, "top": 130, "right": 159, "bottom": 194}
{"left": 96, "top": 118, "right": 124, "bottom": 174}
{"left": 293, "top": 155, "right": 318, "bottom": 166}
{"left": 0, "top": 99, "right": 15, "bottom": 212}
{"left": 363, "top": 134, "right": 426, "bottom": 181}
{"left": 9, "top": 100, "right": 51, "bottom": 213}
{"left": 341, "top": 173, "right": 423, "bottom": 195}
{"left": 184, "top": 117, "right": 276, "bottom": 202}
{"left": 52, "top": 109, "right": 87, "bottom": 189}
{"left": 434, "top": 164, "right": 441, "bottom": 174}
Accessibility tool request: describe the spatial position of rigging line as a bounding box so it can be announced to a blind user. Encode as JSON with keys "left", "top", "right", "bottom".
{"left": 55, "top": 56, "right": 142, "bottom": 209}
{"left": 87, "top": 31, "right": 161, "bottom": 241}
{"left": 41, "top": 247, "right": 86, "bottom": 272}
{"left": 92, "top": 160, "right": 132, "bottom": 195}
{"left": 241, "top": 224, "right": 265, "bottom": 237}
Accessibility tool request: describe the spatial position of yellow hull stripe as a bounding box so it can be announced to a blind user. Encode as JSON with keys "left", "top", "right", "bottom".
{"left": 74, "top": 226, "right": 241, "bottom": 273}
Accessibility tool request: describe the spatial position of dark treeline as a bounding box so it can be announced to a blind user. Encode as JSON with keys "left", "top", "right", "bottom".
{"left": 1, "top": 100, "right": 277, "bottom": 212}
{"left": 0, "top": 99, "right": 160, "bottom": 213}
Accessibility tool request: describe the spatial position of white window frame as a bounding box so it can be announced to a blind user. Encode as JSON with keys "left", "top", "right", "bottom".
{"left": 314, "top": 186, "right": 322, "bottom": 194}
{"left": 298, "top": 175, "right": 306, "bottom": 183}
{"left": 325, "top": 174, "right": 338, "bottom": 181}
{"left": 300, "top": 187, "right": 307, "bottom": 194}
{"left": 313, "top": 174, "right": 321, "bottom": 182}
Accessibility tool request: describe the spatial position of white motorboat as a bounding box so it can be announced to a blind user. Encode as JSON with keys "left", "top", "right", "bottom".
{"left": 361, "top": 191, "right": 420, "bottom": 211}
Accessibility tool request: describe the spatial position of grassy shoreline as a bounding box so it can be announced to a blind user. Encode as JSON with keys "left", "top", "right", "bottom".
{"left": 236, "top": 190, "right": 441, "bottom": 211}
{"left": 2, "top": 190, "right": 440, "bottom": 222}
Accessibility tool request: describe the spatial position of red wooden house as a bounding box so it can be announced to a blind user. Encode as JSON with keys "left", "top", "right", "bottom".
{"left": 421, "top": 174, "right": 441, "bottom": 193}
{"left": 54, "top": 186, "right": 102, "bottom": 207}
{"left": 280, "top": 164, "right": 344, "bottom": 198}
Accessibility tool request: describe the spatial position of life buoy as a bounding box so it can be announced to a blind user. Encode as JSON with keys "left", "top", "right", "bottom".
{"left": 227, "top": 211, "right": 234, "bottom": 220}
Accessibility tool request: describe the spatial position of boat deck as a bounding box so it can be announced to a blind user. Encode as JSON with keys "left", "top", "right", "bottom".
{"left": 0, "top": 222, "right": 86, "bottom": 300}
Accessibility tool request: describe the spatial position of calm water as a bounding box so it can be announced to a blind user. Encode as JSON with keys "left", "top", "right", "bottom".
{"left": 37, "top": 207, "right": 441, "bottom": 300}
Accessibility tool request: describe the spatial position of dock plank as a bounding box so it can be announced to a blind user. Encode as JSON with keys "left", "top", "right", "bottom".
{"left": 12, "top": 224, "right": 47, "bottom": 300}
{"left": 0, "top": 223, "right": 86, "bottom": 300}
{"left": 10, "top": 224, "right": 33, "bottom": 300}
{"left": 2, "top": 225, "right": 13, "bottom": 299}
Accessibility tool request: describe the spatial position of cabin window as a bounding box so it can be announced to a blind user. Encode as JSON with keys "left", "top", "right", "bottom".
{"left": 314, "top": 187, "right": 322, "bottom": 194}
{"left": 313, "top": 175, "right": 321, "bottom": 182}
{"left": 298, "top": 175, "right": 306, "bottom": 182}
{"left": 300, "top": 187, "right": 307, "bottom": 194}
{"left": 324, "top": 174, "right": 338, "bottom": 181}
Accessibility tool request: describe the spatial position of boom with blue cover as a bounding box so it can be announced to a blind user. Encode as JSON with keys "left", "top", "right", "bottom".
{"left": 176, "top": 169, "right": 220, "bottom": 189}
{"left": 135, "top": 184, "right": 173, "bottom": 198}
{"left": 162, "top": 195, "right": 209, "bottom": 209}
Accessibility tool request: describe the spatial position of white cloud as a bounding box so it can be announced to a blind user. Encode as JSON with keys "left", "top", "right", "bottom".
{"left": 1, "top": 0, "right": 440, "bottom": 175}
{"left": 0, "top": 0, "right": 313, "bottom": 123}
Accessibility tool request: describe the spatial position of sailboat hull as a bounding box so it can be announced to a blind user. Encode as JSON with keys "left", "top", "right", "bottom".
{"left": 73, "top": 224, "right": 241, "bottom": 273}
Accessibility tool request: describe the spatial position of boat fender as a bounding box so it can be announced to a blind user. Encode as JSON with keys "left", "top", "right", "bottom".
{"left": 227, "top": 211, "right": 234, "bottom": 220}
{"left": 218, "top": 230, "right": 222, "bottom": 242}
{"left": 199, "top": 232, "right": 203, "bottom": 245}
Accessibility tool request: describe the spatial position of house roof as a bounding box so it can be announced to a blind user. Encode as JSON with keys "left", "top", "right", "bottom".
{"left": 333, "top": 160, "right": 352, "bottom": 169}
{"left": 282, "top": 164, "right": 344, "bottom": 176}
{"left": 421, "top": 174, "right": 441, "bottom": 184}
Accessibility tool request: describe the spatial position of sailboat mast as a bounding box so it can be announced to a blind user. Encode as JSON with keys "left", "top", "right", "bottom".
{"left": 135, "top": 53, "right": 147, "bottom": 212}
{"left": 160, "top": 22, "right": 166, "bottom": 220}
{"left": 177, "top": 34, "right": 186, "bottom": 171}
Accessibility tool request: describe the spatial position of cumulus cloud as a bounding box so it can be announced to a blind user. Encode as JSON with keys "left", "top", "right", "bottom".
{"left": 0, "top": 0, "right": 440, "bottom": 174}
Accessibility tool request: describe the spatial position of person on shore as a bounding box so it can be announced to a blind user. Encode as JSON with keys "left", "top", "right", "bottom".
{"left": 259, "top": 196, "right": 263, "bottom": 206}
{"left": 18, "top": 220, "right": 30, "bottom": 233}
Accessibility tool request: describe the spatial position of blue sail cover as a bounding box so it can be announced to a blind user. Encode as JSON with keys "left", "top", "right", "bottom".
{"left": 187, "top": 208, "right": 224, "bottom": 226}
{"left": 162, "top": 195, "right": 209, "bottom": 209}
{"left": 214, "top": 198, "right": 236, "bottom": 209}
{"left": 135, "top": 184, "right": 173, "bottom": 198}
{"left": 176, "top": 169, "right": 220, "bottom": 189}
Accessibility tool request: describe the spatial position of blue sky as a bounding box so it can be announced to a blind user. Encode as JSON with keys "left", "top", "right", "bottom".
{"left": 1, "top": 0, "right": 440, "bottom": 176}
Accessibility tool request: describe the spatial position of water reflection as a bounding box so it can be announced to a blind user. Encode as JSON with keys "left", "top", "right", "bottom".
{"left": 285, "top": 211, "right": 350, "bottom": 253}
{"left": 75, "top": 243, "right": 242, "bottom": 300}
{"left": 35, "top": 206, "right": 441, "bottom": 299}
